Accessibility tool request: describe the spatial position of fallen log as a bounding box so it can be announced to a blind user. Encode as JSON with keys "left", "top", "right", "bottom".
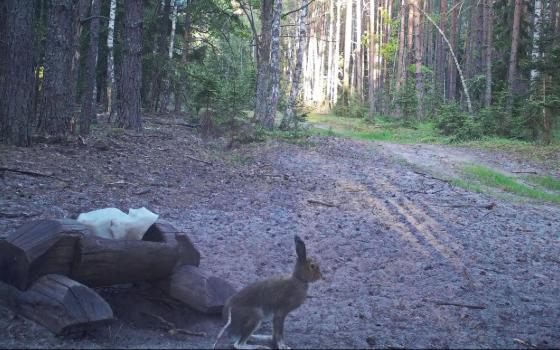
{"left": 0, "top": 219, "right": 89, "bottom": 290}
{"left": 160, "top": 265, "right": 236, "bottom": 315}
{"left": 0, "top": 219, "right": 200, "bottom": 290}
{"left": 0, "top": 274, "right": 113, "bottom": 336}
{"left": 71, "top": 235, "right": 179, "bottom": 287}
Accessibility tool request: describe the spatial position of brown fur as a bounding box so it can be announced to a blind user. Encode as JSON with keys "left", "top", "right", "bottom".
{"left": 214, "top": 235, "right": 322, "bottom": 350}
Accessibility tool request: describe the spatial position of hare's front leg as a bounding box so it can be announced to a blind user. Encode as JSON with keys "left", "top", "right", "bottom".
{"left": 272, "top": 313, "right": 290, "bottom": 350}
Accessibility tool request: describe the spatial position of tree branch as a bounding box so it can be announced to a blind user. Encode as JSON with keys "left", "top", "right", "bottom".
{"left": 281, "top": 0, "right": 315, "bottom": 19}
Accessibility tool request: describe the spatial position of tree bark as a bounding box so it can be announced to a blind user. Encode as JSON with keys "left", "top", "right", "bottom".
{"left": 281, "top": 0, "right": 308, "bottom": 129}
{"left": 106, "top": 0, "right": 117, "bottom": 115}
{"left": 447, "top": 0, "right": 458, "bottom": 101}
{"left": 37, "top": 0, "right": 75, "bottom": 138}
{"left": 80, "top": 0, "right": 102, "bottom": 135}
{"left": 116, "top": 0, "right": 144, "bottom": 131}
{"left": 150, "top": 0, "right": 171, "bottom": 112}
{"left": 413, "top": 0, "right": 423, "bottom": 119}
{"left": 263, "top": 0, "right": 283, "bottom": 128}
{"left": 395, "top": 0, "right": 407, "bottom": 92}
{"left": 0, "top": 0, "right": 34, "bottom": 146}
{"left": 254, "top": 0, "right": 274, "bottom": 123}
{"left": 506, "top": 0, "right": 522, "bottom": 114}
{"left": 355, "top": 0, "right": 363, "bottom": 100}
{"left": 368, "top": 0, "right": 377, "bottom": 116}
{"left": 175, "top": 0, "right": 192, "bottom": 113}
{"left": 435, "top": 0, "right": 447, "bottom": 98}
{"left": 483, "top": 0, "right": 493, "bottom": 107}
{"left": 343, "top": 0, "right": 353, "bottom": 102}
{"left": 326, "top": 0, "right": 336, "bottom": 105}
{"left": 333, "top": 0, "right": 342, "bottom": 105}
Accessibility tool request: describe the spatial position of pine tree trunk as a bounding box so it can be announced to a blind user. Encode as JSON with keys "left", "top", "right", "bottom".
{"left": 0, "top": 0, "right": 34, "bottom": 146}
{"left": 483, "top": 0, "right": 493, "bottom": 107}
{"left": 447, "top": 0, "right": 458, "bottom": 101}
{"left": 355, "top": 0, "right": 363, "bottom": 100}
{"left": 150, "top": 0, "right": 171, "bottom": 112}
{"left": 395, "top": 0, "right": 407, "bottom": 92}
{"left": 168, "top": 0, "right": 178, "bottom": 58}
{"left": 506, "top": 0, "right": 522, "bottom": 114}
{"left": 333, "top": 0, "right": 342, "bottom": 105}
{"left": 116, "top": 0, "right": 143, "bottom": 131}
{"left": 327, "top": 0, "right": 335, "bottom": 106}
{"left": 436, "top": 0, "right": 447, "bottom": 98}
{"left": 106, "top": 0, "right": 117, "bottom": 115}
{"left": 175, "top": 0, "right": 192, "bottom": 113}
{"left": 368, "top": 0, "right": 377, "bottom": 116}
{"left": 80, "top": 0, "right": 102, "bottom": 136}
{"left": 281, "top": 0, "right": 308, "bottom": 129}
{"left": 254, "top": 0, "right": 273, "bottom": 122}
{"left": 343, "top": 0, "right": 353, "bottom": 102}
{"left": 263, "top": 0, "right": 283, "bottom": 128}
{"left": 413, "top": 0, "right": 424, "bottom": 119}
{"left": 38, "top": 0, "right": 75, "bottom": 138}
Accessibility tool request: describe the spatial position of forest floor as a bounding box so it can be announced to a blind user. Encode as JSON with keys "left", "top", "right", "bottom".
{"left": 1, "top": 115, "right": 559, "bottom": 349}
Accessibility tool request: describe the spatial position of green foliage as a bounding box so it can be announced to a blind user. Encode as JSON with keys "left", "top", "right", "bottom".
{"left": 333, "top": 94, "right": 368, "bottom": 119}
{"left": 392, "top": 80, "right": 418, "bottom": 126}
{"left": 434, "top": 103, "right": 483, "bottom": 141}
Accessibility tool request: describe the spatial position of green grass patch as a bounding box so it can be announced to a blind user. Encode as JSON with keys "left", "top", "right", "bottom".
{"left": 449, "top": 178, "right": 484, "bottom": 193}
{"left": 527, "top": 175, "right": 560, "bottom": 191}
{"left": 462, "top": 164, "right": 560, "bottom": 203}
{"left": 307, "top": 113, "right": 449, "bottom": 144}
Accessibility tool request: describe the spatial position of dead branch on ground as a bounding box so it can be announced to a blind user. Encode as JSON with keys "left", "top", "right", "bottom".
{"left": 140, "top": 311, "right": 206, "bottom": 337}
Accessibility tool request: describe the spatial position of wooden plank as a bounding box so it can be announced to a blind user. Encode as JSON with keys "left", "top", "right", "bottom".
{"left": 0, "top": 274, "right": 113, "bottom": 336}
{"left": 71, "top": 235, "right": 179, "bottom": 287}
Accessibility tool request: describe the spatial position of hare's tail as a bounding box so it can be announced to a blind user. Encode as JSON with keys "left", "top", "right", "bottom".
{"left": 213, "top": 307, "right": 231, "bottom": 349}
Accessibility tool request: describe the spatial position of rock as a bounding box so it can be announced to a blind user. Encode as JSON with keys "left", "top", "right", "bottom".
{"left": 166, "top": 265, "right": 236, "bottom": 314}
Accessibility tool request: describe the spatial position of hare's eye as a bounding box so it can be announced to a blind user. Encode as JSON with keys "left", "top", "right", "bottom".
{"left": 310, "top": 263, "right": 316, "bottom": 269}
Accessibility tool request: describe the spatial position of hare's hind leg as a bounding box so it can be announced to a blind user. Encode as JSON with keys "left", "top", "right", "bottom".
{"left": 233, "top": 308, "right": 269, "bottom": 350}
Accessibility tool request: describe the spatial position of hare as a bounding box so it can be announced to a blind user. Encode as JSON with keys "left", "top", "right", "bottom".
{"left": 213, "top": 235, "right": 322, "bottom": 350}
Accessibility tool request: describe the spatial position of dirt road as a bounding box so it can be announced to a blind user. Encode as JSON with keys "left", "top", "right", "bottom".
{"left": 1, "top": 123, "right": 559, "bottom": 348}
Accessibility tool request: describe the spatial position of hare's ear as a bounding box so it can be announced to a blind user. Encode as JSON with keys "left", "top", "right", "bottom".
{"left": 294, "top": 235, "right": 307, "bottom": 263}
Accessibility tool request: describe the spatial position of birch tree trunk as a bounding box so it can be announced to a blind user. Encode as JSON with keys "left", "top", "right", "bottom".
{"left": 106, "top": 0, "right": 117, "bottom": 115}
{"left": 80, "top": 0, "right": 102, "bottom": 135}
{"left": 263, "top": 0, "right": 283, "bottom": 128}
{"left": 281, "top": 0, "right": 308, "bottom": 129}
{"left": 0, "top": 0, "right": 34, "bottom": 146}
{"left": 116, "top": 0, "right": 143, "bottom": 131}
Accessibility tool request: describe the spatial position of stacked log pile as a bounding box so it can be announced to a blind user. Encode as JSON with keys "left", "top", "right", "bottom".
{"left": 0, "top": 218, "right": 235, "bottom": 336}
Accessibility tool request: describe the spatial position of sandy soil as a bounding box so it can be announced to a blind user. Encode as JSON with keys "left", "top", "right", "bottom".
{"left": 1, "top": 118, "right": 559, "bottom": 349}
